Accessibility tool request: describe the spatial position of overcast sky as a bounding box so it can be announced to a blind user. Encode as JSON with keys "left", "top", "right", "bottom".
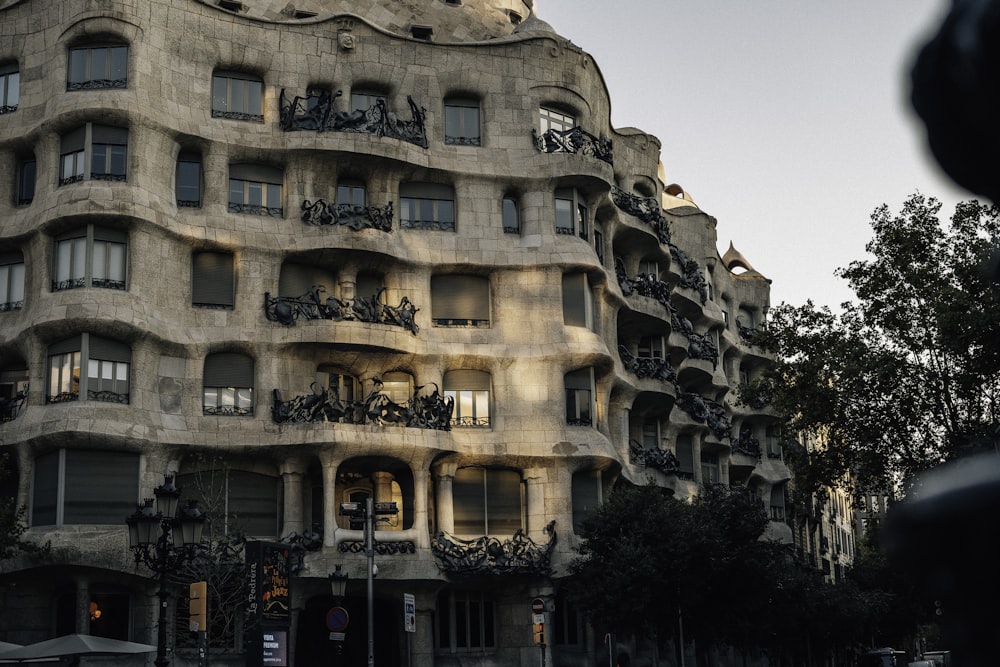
{"left": 536, "top": 0, "right": 972, "bottom": 309}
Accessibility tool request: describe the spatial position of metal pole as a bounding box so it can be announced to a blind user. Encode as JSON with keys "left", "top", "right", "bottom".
{"left": 154, "top": 527, "right": 170, "bottom": 667}
{"left": 366, "top": 496, "right": 375, "bottom": 667}
{"left": 678, "top": 603, "right": 685, "bottom": 667}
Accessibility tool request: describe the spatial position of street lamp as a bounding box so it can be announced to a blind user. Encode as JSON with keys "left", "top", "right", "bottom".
{"left": 329, "top": 564, "right": 349, "bottom": 601}
{"left": 126, "top": 474, "right": 207, "bottom": 667}
{"left": 340, "top": 498, "right": 397, "bottom": 667}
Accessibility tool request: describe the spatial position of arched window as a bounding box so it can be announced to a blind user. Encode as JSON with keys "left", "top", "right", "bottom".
{"left": 68, "top": 43, "right": 128, "bottom": 90}
{"left": 502, "top": 196, "right": 519, "bottom": 234}
{"left": 444, "top": 97, "right": 481, "bottom": 145}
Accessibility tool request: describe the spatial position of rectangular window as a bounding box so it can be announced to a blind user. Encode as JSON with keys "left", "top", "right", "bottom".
{"left": 437, "top": 591, "right": 496, "bottom": 652}
{"left": 0, "top": 254, "right": 25, "bottom": 311}
{"left": 212, "top": 72, "right": 264, "bottom": 121}
{"left": 336, "top": 183, "right": 367, "bottom": 207}
{"left": 176, "top": 156, "right": 202, "bottom": 207}
{"left": 203, "top": 352, "right": 254, "bottom": 416}
{"left": 229, "top": 178, "right": 282, "bottom": 216}
{"left": 54, "top": 235, "right": 88, "bottom": 290}
{"left": 452, "top": 468, "right": 522, "bottom": 536}
{"left": 16, "top": 159, "right": 35, "bottom": 205}
{"left": 502, "top": 197, "right": 519, "bottom": 233}
{"left": 32, "top": 450, "right": 140, "bottom": 526}
{"left": 561, "top": 273, "right": 594, "bottom": 329}
{"left": 350, "top": 91, "right": 385, "bottom": 113}
{"left": 431, "top": 275, "right": 490, "bottom": 326}
{"left": 638, "top": 335, "right": 664, "bottom": 359}
{"left": 565, "top": 368, "right": 593, "bottom": 426}
{"left": 571, "top": 470, "right": 601, "bottom": 534}
{"left": 60, "top": 125, "right": 128, "bottom": 185}
{"left": 192, "top": 251, "right": 235, "bottom": 309}
{"left": 555, "top": 195, "right": 574, "bottom": 235}
{"left": 91, "top": 142, "right": 127, "bottom": 181}
{"left": 539, "top": 106, "right": 575, "bottom": 134}
{"left": 444, "top": 98, "right": 481, "bottom": 146}
{"left": 67, "top": 45, "right": 127, "bottom": 90}
{"left": 701, "top": 452, "right": 719, "bottom": 485}
{"left": 86, "top": 359, "right": 129, "bottom": 402}
{"left": 53, "top": 226, "right": 127, "bottom": 292}
{"left": 0, "top": 63, "right": 18, "bottom": 113}
{"left": 48, "top": 350, "right": 81, "bottom": 403}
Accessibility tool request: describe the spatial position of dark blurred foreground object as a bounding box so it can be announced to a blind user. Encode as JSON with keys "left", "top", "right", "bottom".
{"left": 886, "top": 453, "right": 1000, "bottom": 667}
{"left": 911, "top": 0, "right": 1000, "bottom": 203}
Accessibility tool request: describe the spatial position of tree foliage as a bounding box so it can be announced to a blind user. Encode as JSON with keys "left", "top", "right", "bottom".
{"left": 749, "top": 193, "right": 1000, "bottom": 492}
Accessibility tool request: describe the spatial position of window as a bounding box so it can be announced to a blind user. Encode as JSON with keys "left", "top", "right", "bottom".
{"left": 399, "top": 182, "right": 455, "bottom": 231}
{"left": 57, "top": 590, "right": 130, "bottom": 641}
{"left": 443, "top": 370, "right": 490, "bottom": 427}
{"left": 766, "top": 425, "right": 782, "bottom": 459}
{"left": 431, "top": 274, "right": 489, "bottom": 326}
{"left": 16, "top": 158, "right": 35, "bottom": 205}
{"left": 31, "top": 449, "right": 139, "bottom": 526}
{"left": 212, "top": 71, "right": 263, "bottom": 122}
{"left": 410, "top": 25, "right": 433, "bottom": 41}
{"left": 554, "top": 188, "right": 587, "bottom": 239}
{"left": 562, "top": 273, "right": 594, "bottom": 330}
{"left": 0, "top": 63, "right": 18, "bottom": 113}
{"left": 571, "top": 470, "right": 601, "bottom": 534}
{"left": 59, "top": 125, "right": 128, "bottom": 185}
{"left": 316, "top": 366, "right": 361, "bottom": 403}
{"left": 553, "top": 590, "right": 583, "bottom": 646}
{"left": 192, "top": 251, "right": 235, "bottom": 309}
{"left": 350, "top": 90, "right": 386, "bottom": 113}
{"left": 436, "top": 590, "right": 496, "bottom": 652}
{"left": 53, "top": 225, "right": 127, "bottom": 291}
{"left": 0, "top": 251, "right": 25, "bottom": 312}
{"left": 356, "top": 272, "right": 383, "bottom": 300}
{"left": 203, "top": 352, "right": 254, "bottom": 415}
{"left": 47, "top": 334, "right": 130, "bottom": 404}
{"left": 0, "top": 363, "right": 29, "bottom": 422}
{"left": 564, "top": 367, "right": 594, "bottom": 426}
{"left": 228, "top": 163, "right": 283, "bottom": 216}
{"left": 676, "top": 434, "right": 694, "bottom": 478}
{"left": 378, "top": 371, "right": 412, "bottom": 404}
{"left": 700, "top": 452, "right": 719, "bottom": 485}
{"left": 539, "top": 106, "right": 575, "bottom": 134}
{"left": 336, "top": 181, "right": 367, "bottom": 208}
{"left": 176, "top": 153, "right": 202, "bottom": 207}
{"left": 594, "top": 223, "right": 605, "bottom": 264}
{"left": 642, "top": 419, "right": 660, "bottom": 450}
{"left": 444, "top": 98, "right": 481, "bottom": 145}
{"left": 452, "top": 467, "right": 523, "bottom": 535}
{"left": 67, "top": 44, "right": 127, "bottom": 90}
{"left": 638, "top": 335, "right": 665, "bottom": 359}
{"left": 177, "top": 469, "right": 279, "bottom": 537}
{"left": 638, "top": 260, "right": 658, "bottom": 278}
{"left": 502, "top": 197, "right": 519, "bottom": 233}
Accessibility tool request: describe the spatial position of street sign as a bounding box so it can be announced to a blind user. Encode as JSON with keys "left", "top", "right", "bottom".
{"left": 533, "top": 613, "right": 545, "bottom": 624}
{"left": 531, "top": 597, "right": 545, "bottom": 614}
{"left": 325, "top": 606, "right": 349, "bottom": 633}
{"left": 404, "top": 593, "right": 416, "bottom": 633}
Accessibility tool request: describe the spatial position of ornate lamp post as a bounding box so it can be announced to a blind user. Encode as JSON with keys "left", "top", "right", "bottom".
{"left": 126, "top": 474, "right": 206, "bottom": 667}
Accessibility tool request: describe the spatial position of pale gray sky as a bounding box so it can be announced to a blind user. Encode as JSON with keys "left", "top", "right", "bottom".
{"left": 536, "top": 0, "right": 971, "bottom": 309}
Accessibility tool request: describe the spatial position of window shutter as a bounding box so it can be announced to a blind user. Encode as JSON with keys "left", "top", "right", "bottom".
{"left": 31, "top": 451, "right": 60, "bottom": 526}
{"left": 92, "top": 125, "right": 127, "bottom": 144}
{"left": 61, "top": 127, "right": 86, "bottom": 153}
{"left": 93, "top": 226, "right": 128, "bottom": 243}
{"left": 88, "top": 336, "right": 130, "bottom": 363}
{"left": 431, "top": 275, "right": 489, "bottom": 321}
{"left": 63, "top": 450, "right": 139, "bottom": 524}
{"left": 204, "top": 352, "right": 253, "bottom": 387}
{"left": 193, "top": 252, "right": 235, "bottom": 306}
{"left": 0, "top": 250, "right": 22, "bottom": 265}
{"left": 443, "top": 369, "right": 490, "bottom": 391}
{"left": 564, "top": 367, "right": 592, "bottom": 391}
{"left": 562, "top": 273, "right": 588, "bottom": 327}
{"left": 571, "top": 470, "right": 600, "bottom": 533}
{"left": 228, "top": 471, "right": 279, "bottom": 537}
{"left": 278, "top": 264, "right": 334, "bottom": 298}
{"left": 399, "top": 182, "right": 454, "bottom": 200}
{"left": 486, "top": 469, "right": 522, "bottom": 535}
{"left": 229, "top": 163, "right": 283, "bottom": 184}
{"left": 453, "top": 468, "right": 486, "bottom": 535}
{"left": 356, "top": 273, "right": 382, "bottom": 300}
{"left": 48, "top": 335, "right": 82, "bottom": 356}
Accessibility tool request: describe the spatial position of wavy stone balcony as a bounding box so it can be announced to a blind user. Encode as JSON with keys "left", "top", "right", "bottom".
{"left": 532, "top": 125, "right": 613, "bottom": 165}
{"left": 264, "top": 286, "right": 419, "bottom": 335}
{"left": 431, "top": 521, "right": 557, "bottom": 576}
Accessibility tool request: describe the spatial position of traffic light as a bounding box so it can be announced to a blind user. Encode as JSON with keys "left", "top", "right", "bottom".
{"left": 189, "top": 580, "right": 208, "bottom": 633}
{"left": 532, "top": 622, "right": 545, "bottom": 646}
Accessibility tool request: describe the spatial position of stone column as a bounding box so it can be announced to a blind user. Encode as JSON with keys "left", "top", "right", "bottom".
{"left": 523, "top": 467, "right": 548, "bottom": 541}
{"left": 75, "top": 576, "right": 90, "bottom": 634}
{"left": 432, "top": 461, "right": 458, "bottom": 534}
{"left": 320, "top": 450, "right": 345, "bottom": 547}
{"left": 372, "top": 471, "right": 394, "bottom": 532}
{"left": 412, "top": 465, "right": 431, "bottom": 549}
{"left": 280, "top": 458, "right": 308, "bottom": 537}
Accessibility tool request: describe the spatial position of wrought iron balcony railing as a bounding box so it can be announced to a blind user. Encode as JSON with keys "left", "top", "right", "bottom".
{"left": 301, "top": 199, "right": 393, "bottom": 232}
{"left": 532, "top": 126, "right": 613, "bottom": 165}
{"left": 0, "top": 300, "right": 23, "bottom": 312}
{"left": 279, "top": 89, "right": 428, "bottom": 148}
{"left": 737, "top": 319, "right": 760, "bottom": 343}
{"left": 339, "top": 538, "right": 416, "bottom": 555}
{"left": 0, "top": 386, "right": 27, "bottom": 423}
{"left": 629, "top": 438, "right": 684, "bottom": 476}
{"left": 431, "top": 520, "right": 556, "bottom": 576}
{"left": 618, "top": 345, "right": 677, "bottom": 384}
{"left": 615, "top": 257, "right": 672, "bottom": 311}
{"left": 67, "top": 78, "right": 126, "bottom": 91}
{"left": 87, "top": 389, "right": 129, "bottom": 404}
{"left": 273, "top": 379, "right": 453, "bottom": 431}
{"left": 0, "top": 104, "right": 16, "bottom": 114}
{"left": 676, "top": 392, "right": 732, "bottom": 441}
{"left": 264, "top": 286, "right": 419, "bottom": 335}
{"left": 610, "top": 186, "right": 672, "bottom": 245}
{"left": 668, "top": 244, "right": 709, "bottom": 304}
{"left": 732, "top": 430, "right": 762, "bottom": 458}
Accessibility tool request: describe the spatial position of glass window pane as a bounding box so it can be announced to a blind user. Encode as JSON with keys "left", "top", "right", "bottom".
{"left": 0, "top": 267, "right": 8, "bottom": 302}
{"left": 108, "top": 243, "right": 125, "bottom": 281}
{"left": 212, "top": 76, "right": 228, "bottom": 112}
{"left": 247, "top": 80, "right": 262, "bottom": 116}
{"left": 453, "top": 469, "right": 486, "bottom": 535}
{"left": 69, "top": 49, "right": 87, "bottom": 83}
{"left": 555, "top": 198, "right": 573, "bottom": 229}
{"left": 229, "top": 179, "right": 244, "bottom": 205}
{"left": 419, "top": 199, "right": 434, "bottom": 222}
{"left": 219, "top": 387, "right": 235, "bottom": 407}
{"left": 230, "top": 78, "right": 245, "bottom": 113}
{"left": 455, "top": 599, "right": 468, "bottom": 648}
{"left": 178, "top": 161, "right": 201, "bottom": 202}
{"left": 7, "top": 72, "right": 18, "bottom": 106}
{"left": 458, "top": 391, "right": 473, "bottom": 420}
{"left": 110, "top": 145, "right": 127, "bottom": 175}
{"left": 502, "top": 198, "right": 518, "bottom": 229}
{"left": 400, "top": 198, "right": 413, "bottom": 222}
{"left": 91, "top": 48, "right": 107, "bottom": 80}
{"left": 463, "top": 108, "right": 479, "bottom": 139}
{"left": 203, "top": 387, "right": 218, "bottom": 407}
{"left": 485, "top": 469, "right": 521, "bottom": 535}
{"left": 266, "top": 183, "right": 281, "bottom": 208}
{"left": 237, "top": 388, "right": 253, "bottom": 409}
{"left": 91, "top": 144, "right": 107, "bottom": 174}
{"left": 438, "top": 200, "right": 454, "bottom": 224}
{"left": 247, "top": 181, "right": 262, "bottom": 207}
{"left": 445, "top": 106, "right": 460, "bottom": 136}
{"left": 110, "top": 47, "right": 127, "bottom": 81}
{"left": 92, "top": 242, "right": 107, "bottom": 280}
{"left": 474, "top": 391, "right": 489, "bottom": 421}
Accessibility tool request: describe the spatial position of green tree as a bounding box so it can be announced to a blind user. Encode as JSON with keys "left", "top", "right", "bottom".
{"left": 748, "top": 193, "right": 1000, "bottom": 493}
{"left": 0, "top": 451, "right": 49, "bottom": 566}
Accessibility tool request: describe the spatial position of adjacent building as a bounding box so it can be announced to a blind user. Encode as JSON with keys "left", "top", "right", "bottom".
{"left": 0, "top": 0, "right": 788, "bottom": 664}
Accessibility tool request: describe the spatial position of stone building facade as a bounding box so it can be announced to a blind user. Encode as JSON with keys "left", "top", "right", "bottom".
{"left": 0, "top": 0, "right": 788, "bottom": 665}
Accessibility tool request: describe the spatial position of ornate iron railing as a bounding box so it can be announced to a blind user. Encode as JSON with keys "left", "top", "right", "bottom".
{"left": 59, "top": 175, "right": 84, "bottom": 186}
{"left": 676, "top": 393, "right": 731, "bottom": 441}
{"left": 618, "top": 345, "right": 677, "bottom": 384}
{"left": 667, "top": 303, "right": 719, "bottom": 366}
{"left": 399, "top": 217, "right": 455, "bottom": 232}
{"left": 91, "top": 278, "right": 126, "bottom": 290}
{"left": 273, "top": 379, "right": 453, "bottom": 430}
{"left": 279, "top": 89, "right": 428, "bottom": 148}
{"left": 532, "top": 126, "right": 613, "bottom": 165}
{"left": 228, "top": 203, "right": 283, "bottom": 217}
{"left": 301, "top": 199, "right": 393, "bottom": 232}
{"left": 91, "top": 172, "right": 126, "bottom": 182}
{"left": 0, "top": 386, "right": 27, "bottom": 423}
{"left": 431, "top": 521, "right": 556, "bottom": 576}
{"left": 629, "top": 438, "right": 684, "bottom": 476}
{"left": 615, "top": 258, "right": 672, "bottom": 311}
{"left": 203, "top": 404, "right": 253, "bottom": 416}
{"left": 737, "top": 319, "right": 760, "bottom": 343}
{"left": 87, "top": 389, "right": 129, "bottom": 404}
{"left": 0, "top": 104, "right": 16, "bottom": 114}
{"left": 67, "top": 78, "right": 127, "bottom": 91}
{"left": 732, "top": 428, "right": 762, "bottom": 458}
{"left": 0, "top": 300, "right": 23, "bottom": 312}
{"left": 450, "top": 416, "right": 491, "bottom": 428}
{"left": 264, "top": 286, "right": 419, "bottom": 335}
{"left": 339, "top": 539, "right": 416, "bottom": 555}
{"left": 610, "top": 186, "right": 672, "bottom": 245}
{"left": 668, "top": 244, "right": 709, "bottom": 304}
{"left": 46, "top": 391, "right": 78, "bottom": 404}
